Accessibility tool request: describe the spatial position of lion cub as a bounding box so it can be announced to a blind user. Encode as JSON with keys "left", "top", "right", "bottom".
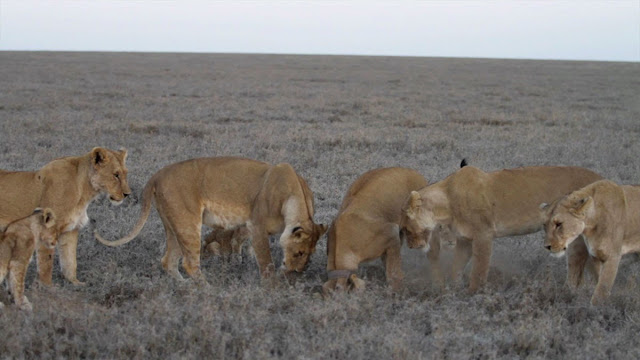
{"left": 542, "top": 180, "right": 640, "bottom": 305}
{"left": 0, "top": 208, "right": 57, "bottom": 311}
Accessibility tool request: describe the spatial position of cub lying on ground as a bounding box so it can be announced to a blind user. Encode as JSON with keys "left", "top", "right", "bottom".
{"left": 323, "top": 167, "right": 435, "bottom": 293}
{"left": 96, "top": 157, "right": 326, "bottom": 282}
{"left": 401, "top": 162, "right": 602, "bottom": 292}
{"left": 0, "top": 209, "right": 57, "bottom": 311}
{"left": 542, "top": 180, "right": 640, "bottom": 305}
{"left": 0, "top": 147, "right": 131, "bottom": 286}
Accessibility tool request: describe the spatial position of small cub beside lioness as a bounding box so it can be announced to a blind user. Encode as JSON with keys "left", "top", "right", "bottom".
{"left": 542, "top": 180, "right": 640, "bottom": 305}
{"left": 0, "top": 208, "right": 57, "bottom": 311}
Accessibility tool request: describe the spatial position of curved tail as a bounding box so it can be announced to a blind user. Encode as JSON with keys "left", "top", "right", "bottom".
{"left": 95, "top": 179, "right": 155, "bottom": 247}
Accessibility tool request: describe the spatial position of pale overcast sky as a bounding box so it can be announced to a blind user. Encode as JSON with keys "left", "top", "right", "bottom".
{"left": 1, "top": 0, "right": 638, "bottom": 62}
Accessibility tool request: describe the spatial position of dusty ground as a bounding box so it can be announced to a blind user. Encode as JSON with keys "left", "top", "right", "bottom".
{"left": 0, "top": 51, "right": 639, "bottom": 359}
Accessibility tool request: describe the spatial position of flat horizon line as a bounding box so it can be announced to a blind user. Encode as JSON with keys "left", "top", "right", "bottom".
{"left": 0, "top": 49, "right": 637, "bottom": 64}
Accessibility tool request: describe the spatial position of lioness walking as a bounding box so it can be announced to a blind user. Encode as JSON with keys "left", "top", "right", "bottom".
{"left": 542, "top": 180, "right": 640, "bottom": 305}
{"left": 401, "top": 163, "right": 602, "bottom": 292}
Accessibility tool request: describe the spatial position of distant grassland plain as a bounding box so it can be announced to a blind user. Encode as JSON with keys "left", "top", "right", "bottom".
{"left": 0, "top": 52, "right": 639, "bottom": 359}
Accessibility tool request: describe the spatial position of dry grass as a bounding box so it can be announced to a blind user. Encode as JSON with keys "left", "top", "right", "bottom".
{"left": 1, "top": 52, "right": 639, "bottom": 358}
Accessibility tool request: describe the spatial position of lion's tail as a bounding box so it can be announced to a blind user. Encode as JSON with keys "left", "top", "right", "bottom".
{"left": 95, "top": 179, "right": 155, "bottom": 247}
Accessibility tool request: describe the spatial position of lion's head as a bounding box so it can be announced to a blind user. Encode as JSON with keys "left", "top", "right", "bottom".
{"left": 541, "top": 196, "right": 593, "bottom": 258}
{"left": 89, "top": 147, "right": 132, "bottom": 205}
{"left": 400, "top": 190, "right": 448, "bottom": 252}
{"left": 280, "top": 221, "right": 327, "bottom": 273}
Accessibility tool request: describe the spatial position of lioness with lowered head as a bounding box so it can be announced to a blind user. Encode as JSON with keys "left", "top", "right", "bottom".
{"left": 0, "top": 208, "right": 57, "bottom": 311}
{"left": 96, "top": 157, "right": 327, "bottom": 282}
{"left": 401, "top": 161, "right": 602, "bottom": 292}
{"left": 323, "top": 167, "right": 437, "bottom": 293}
{"left": 541, "top": 180, "right": 640, "bottom": 305}
{"left": 0, "top": 147, "right": 131, "bottom": 286}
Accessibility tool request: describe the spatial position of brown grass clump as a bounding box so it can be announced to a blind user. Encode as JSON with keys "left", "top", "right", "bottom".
{"left": 1, "top": 52, "right": 639, "bottom": 358}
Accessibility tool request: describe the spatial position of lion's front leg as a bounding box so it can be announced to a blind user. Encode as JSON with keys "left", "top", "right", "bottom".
{"left": 468, "top": 234, "right": 493, "bottom": 293}
{"left": 383, "top": 243, "right": 404, "bottom": 292}
{"left": 566, "top": 236, "right": 590, "bottom": 289}
{"left": 452, "top": 237, "right": 472, "bottom": 285}
{"left": 9, "top": 259, "right": 31, "bottom": 311}
{"left": 427, "top": 229, "right": 444, "bottom": 289}
{"left": 36, "top": 240, "right": 55, "bottom": 286}
{"left": 591, "top": 254, "right": 621, "bottom": 306}
{"left": 0, "top": 241, "right": 11, "bottom": 286}
{"left": 248, "top": 224, "right": 274, "bottom": 278}
{"left": 59, "top": 230, "right": 84, "bottom": 285}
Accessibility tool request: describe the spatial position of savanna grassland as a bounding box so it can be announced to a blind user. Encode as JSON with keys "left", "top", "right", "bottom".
{"left": 0, "top": 51, "right": 639, "bottom": 359}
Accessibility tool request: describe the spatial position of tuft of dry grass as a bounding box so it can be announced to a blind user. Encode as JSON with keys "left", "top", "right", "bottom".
{"left": 0, "top": 52, "right": 639, "bottom": 358}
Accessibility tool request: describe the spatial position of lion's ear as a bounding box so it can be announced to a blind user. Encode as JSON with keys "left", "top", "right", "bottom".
{"left": 539, "top": 202, "right": 551, "bottom": 219}
{"left": 119, "top": 147, "right": 128, "bottom": 162}
{"left": 571, "top": 196, "right": 594, "bottom": 219}
{"left": 91, "top": 147, "right": 110, "bottom": 167}
{"left": 41, "top": 208, "right": 56, "bottom": 229}
{"left": 407, "top": 191, "right": 423, "bottom": 218}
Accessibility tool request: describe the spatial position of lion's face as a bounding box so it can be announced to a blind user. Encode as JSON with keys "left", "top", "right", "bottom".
{"left": 543, "top": 205, "right": 587, "bottom": 258}
{"left": 89, "top": 148, "right": 132, "bottom": 205}
{"left": 281, "top": 222, "right": 327, "bottom": 273}
{"left": 400, "top": 218, "right": 432, "bottom": 252}
{"left": 401, "top": 191, "right": 441, "bottom": 252}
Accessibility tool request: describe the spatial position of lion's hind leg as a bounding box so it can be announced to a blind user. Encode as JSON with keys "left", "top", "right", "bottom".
{"left": 171, "top": 218, "right": 205, "bottom": 285}
{"left": 159, "top": 213, "right": 184, "bottom": 281}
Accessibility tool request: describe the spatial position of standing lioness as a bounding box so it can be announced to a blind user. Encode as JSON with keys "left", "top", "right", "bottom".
{"left": 542, "top": 180, "right": 640, "bottom": 305}
{"left": 96, "top": 157, "right": 327, "bottom": 282}
{"left": 324, "top": 167, "right": 433, "bottom": 293}
{"left": 0, "top": 147, "right": 131, "bottom": 285}
{"left": 401, "top": 164, "right": 602, "bottom": 292}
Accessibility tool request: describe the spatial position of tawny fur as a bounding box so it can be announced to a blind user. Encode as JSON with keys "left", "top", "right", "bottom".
{"left": 402, "top": 165, "right": 603, "bottom": 292}
{"left": 0, "top": 148, "right": 131, "bottom": 286}
{"left": 0, "top": 209, "right": 57, "bottom": 311}
{"left": 95, "top": 157, "right": 326, "bottom": 282}
{"left": 323, "top": 167, "right": 435, "bottom": 293}
{"left": 542, "top": 180, "right": 640, "bottom": 305}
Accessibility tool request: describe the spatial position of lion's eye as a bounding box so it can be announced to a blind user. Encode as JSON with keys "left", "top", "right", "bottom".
{"left": 294, "top": 251, "right": 304, "bottom": 258}
{"left": 114, "top": 173, "right": 120, "bottom": 179}
{"left": 554, "top": 222, "right": 562, "bottom": 229}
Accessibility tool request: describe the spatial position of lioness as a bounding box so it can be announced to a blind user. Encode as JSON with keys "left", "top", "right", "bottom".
{"left": 402, "top": 163, "right": 602, "bottom": 292}
{"left": 323, "top": 167, "right": 434, "bottom": 293}
{"left": 0, "top": 147, "right": 131, "bottom": 285}
{"left": 95, "top": 157, "right": 327, "bottom": 282}
{"left": 0, "top": 208, "right": 57, "bottom": 311}
{"left": 541, "top": 180, "right": 640, "bottom": 305}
